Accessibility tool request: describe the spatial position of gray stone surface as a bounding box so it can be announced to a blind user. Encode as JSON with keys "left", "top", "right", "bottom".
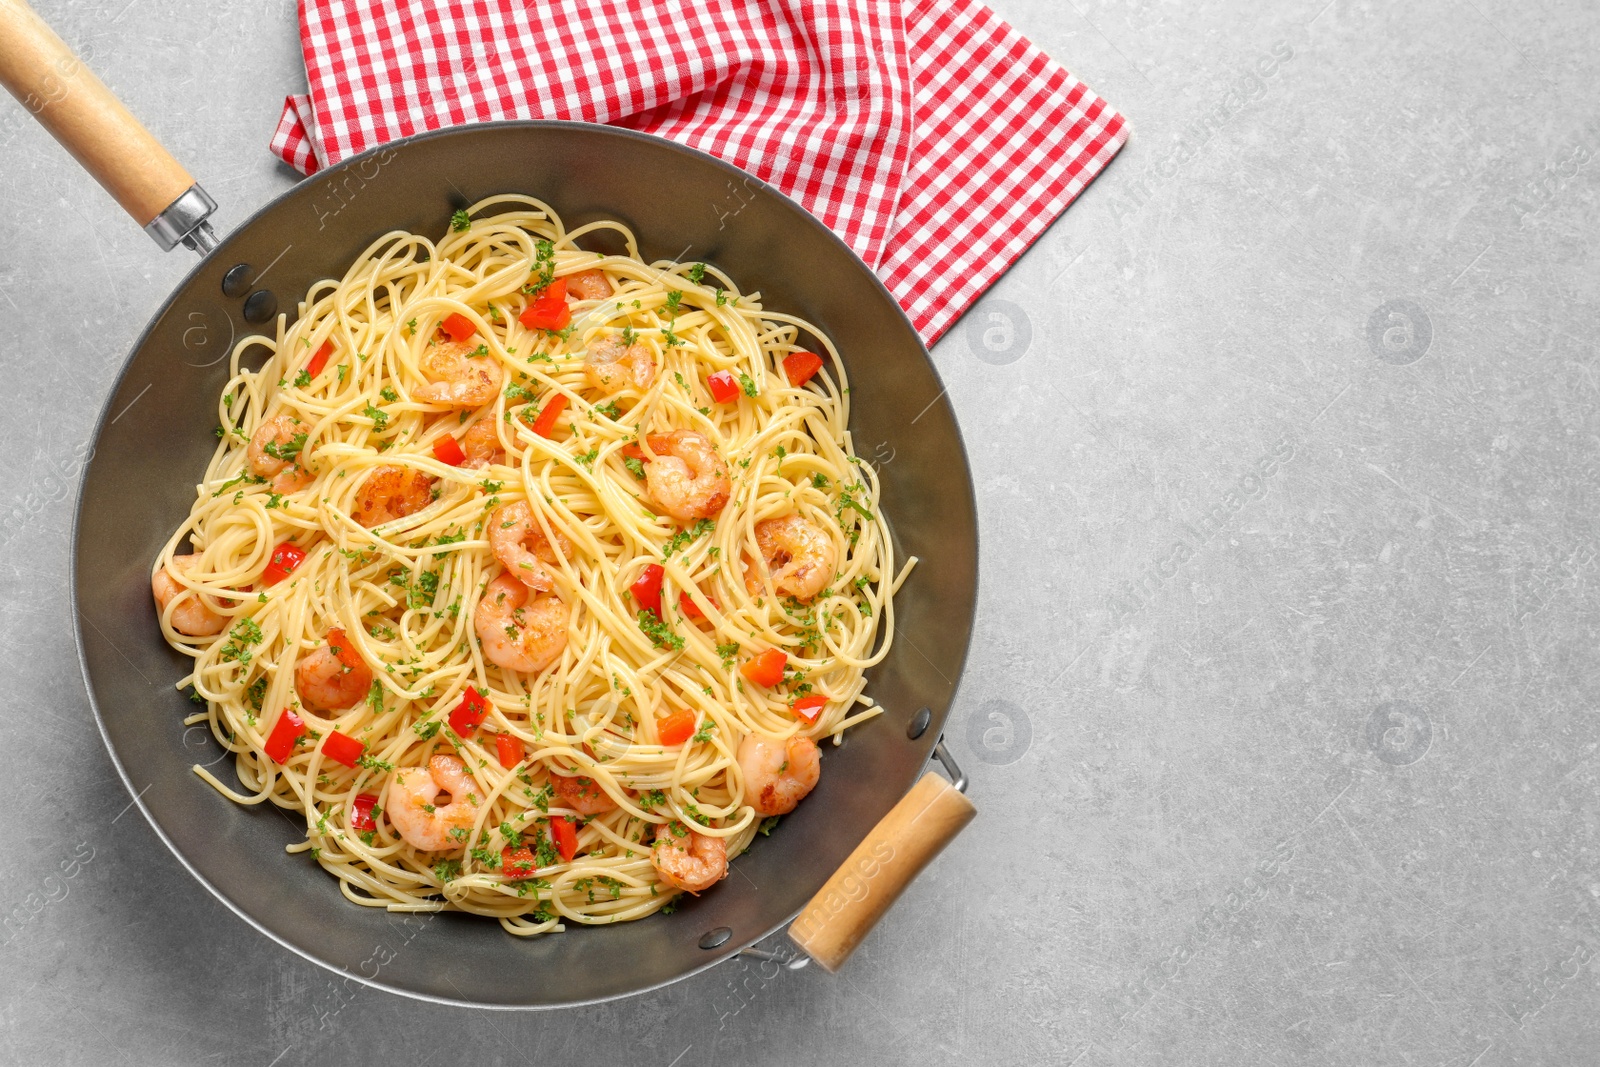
{"left": 2, "top": 0, "right": 1597, "bottom": 1063}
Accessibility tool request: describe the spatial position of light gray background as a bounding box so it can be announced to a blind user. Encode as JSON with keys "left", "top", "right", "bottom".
{"left": 3, "top": 0, "right": 1596, "bottom": 1063}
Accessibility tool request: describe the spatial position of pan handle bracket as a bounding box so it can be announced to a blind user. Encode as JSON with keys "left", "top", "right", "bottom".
{"left": 931, "top": 736, "right": 967, "bottom": 793}
{"left": 145, "top": 184, "right": 219, "bottom": 253}
{"left": 737, "top": 946, "right": 811, "bottom": 970}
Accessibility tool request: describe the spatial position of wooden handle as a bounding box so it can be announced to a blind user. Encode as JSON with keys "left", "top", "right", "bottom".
{"left": 789, "top": 773, "right": 975, "bottom": 972}
{"left": 0, "top": 0, "right": 194, "bottom": 226}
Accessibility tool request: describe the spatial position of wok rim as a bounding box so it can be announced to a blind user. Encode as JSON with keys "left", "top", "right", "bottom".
{"left": 71, "top": 118, "right": 980, "bottom": 1009}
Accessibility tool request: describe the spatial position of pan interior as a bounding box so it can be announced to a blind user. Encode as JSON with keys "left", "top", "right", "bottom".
{"left": 74, "top": 122, "right": 978, "bottom": 1007}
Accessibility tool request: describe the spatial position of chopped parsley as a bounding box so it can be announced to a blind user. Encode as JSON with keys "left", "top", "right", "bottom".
{"left": 362, "top": 403, "right": 389, "bottom": 432}
{"left": 450, "top": 209, "right": 472, "bottom": 231}
{"left": 738, "top": 372, "right": 758, "bottom": 397}
{"left": 219, "top": 618, "right": 263, "bottom": 667}
{"left": 637, "top": 610, "right": 684, "bottom": 651}
{"left": 623, "top": 456, "right": 646, "bottom": 480}
{"left": 758, "top": 815, "right": 781, "bottom": 836}
{"left": 661, "top": 518, "right": 714, "bottom": 559}
{"left": 688, "top": 263, "right": 706, "bottom": 284}
{"left": 408, "top": 569, "right": 440, "bottom": 609}
{"left": 211, "top": 471, "right": 265, "bottom": 498}
{"left": 835, "top": 483, "right": 875, "bottom": 543}
{"left": 534, "top": 828, "right": 560, "bottom": 867}
{"left": 522, "top": 239, "right": 556, "bottom": 295}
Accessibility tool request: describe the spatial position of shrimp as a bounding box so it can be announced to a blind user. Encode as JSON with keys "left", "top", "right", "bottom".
{"left": 247, "top": 415, "right": 314, "bottom": 493}
{"left": 566, "top": 268, "right": 613, "bottom": 301}
{"left": 583, "top": 333, "right": 655, "bottom": 394}
{"left": 737, "top": 734, "right": 821, "bottom": 816}
{"left": 551, "top": 772, "right": 621, "bottom": 815}
{"left": 474, "top": 573, "right": 569, "bottom": 673}
{"left": 488, "top": 501, "right": 572, "bottom": 592}
{"left": 352, "top": 465, "right": 435, "bottom": 527}
{"left": 151, "top": 554, "right": 229, "bottom": 636}
{"left": 385, "top": 754, "right": 480, "bottom": 852}
{"left": 461, "top": 418, "right": 505, "bottom": 469}
{"left": 642, "top": 429, "right": 730, "bottom": 521}
{"left": 651, "top": 822, "right": 728, "bottom": 894}
{"left": 294, "top": 631, "right": 373, "bottom": 712}
{"left": 413, "top": 339, "right": 505, "bottom": 408}
{"left": 751, "top": 514, "right": 837, "bottom": 602}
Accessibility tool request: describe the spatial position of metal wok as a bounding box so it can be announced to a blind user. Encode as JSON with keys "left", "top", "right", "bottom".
{"left": 2, "top": 0, "right": 979, "bottom": 1007}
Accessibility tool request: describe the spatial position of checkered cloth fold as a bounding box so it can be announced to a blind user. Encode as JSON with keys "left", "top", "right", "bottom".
{"left": 270, "top": 0, "right": 1126, "bottom": 343}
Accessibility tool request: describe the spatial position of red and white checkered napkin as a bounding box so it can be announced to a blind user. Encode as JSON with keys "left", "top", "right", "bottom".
{"left": 270, "top": 0, "right": 1126, "bottom": 344}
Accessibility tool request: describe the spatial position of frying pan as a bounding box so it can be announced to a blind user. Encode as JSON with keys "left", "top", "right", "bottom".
{"left": 2, "top": 0, "right": 980, "bottom": 1006}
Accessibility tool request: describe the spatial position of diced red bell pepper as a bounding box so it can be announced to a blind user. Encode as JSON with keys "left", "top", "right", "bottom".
{"left": 432, "top": 434, "right": 466, "bottom": 466}
{"left": 621, "top": 433, "right": 673, "bottom": 462}
{"left": 326, "top": 628, "right": 362, "bottom": 670}
{"left": 782, "top": 350, "right": 824, "bottom": 387}
{"left": 740, "top": 648, "right": 787, "bottom": 688}
{"left": 262, "top": 542, "right": 306, "bottom": 585}
{"left": 518, "top": 277, "right": 570, "bottom": 331}
{"left": 502, "top": 845, "right": 537, "bottom": 878}
{"left": 448, "top": 686, "right": 489, "bottom": 737}
{"left": 549, "top": 816, "right": 578, "bottom": 862}
{"left": 791, "top": 695, "right": 827, "bottom": 724}
{"left": 323, "top": 730, "right": 365, "bottom": 768}
{"left": 442, "top": 312, "right": 476, "bottom": 342}
{"left": 263, "top": 709, "right": 306, "bottom": 763}
{"left": 351, "top": 792, "right": 379, "bottom": 832}
{"left": 679, "top": 589, "right": 719, "bottom": 619}
{"left": 657, "top": 708, "right": 696, "bottom": 746}
{"left": 630, "top": 563, "right": 665, "bottom": 617}
{"left": 527, "top": 393, "right": 567, "bottom": 439}
{"left": 706, "top": 370, "right": 740, "bottom": 404}
{"left": 495, "top": 733, "right": 525, "bottom": 769}
{"left": 305, "top": 340, "right": 334, "bottom": 379}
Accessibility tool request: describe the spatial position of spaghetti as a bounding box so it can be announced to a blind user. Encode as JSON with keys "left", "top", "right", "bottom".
{"left": 150, "top": 197, "right": 911, "bottom": 933}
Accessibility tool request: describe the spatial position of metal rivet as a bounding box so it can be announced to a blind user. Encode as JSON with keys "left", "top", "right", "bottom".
{"left": 242, "top": 289, "right": 278, "bottom": 324}
{"left": 698, "top": 927, "right": 732, "bottom": 950}
{"left": 221, "top": 263, "right": 253, "bottom": 298}
{"left": 906, "top": 706, "right": 932, "bottom": 740}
